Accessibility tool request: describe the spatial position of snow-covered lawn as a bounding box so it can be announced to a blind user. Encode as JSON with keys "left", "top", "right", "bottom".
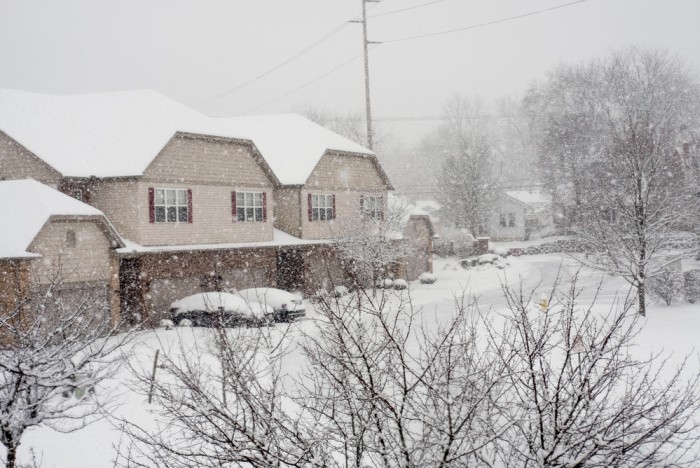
{"left": 15, "top": 253, "right": 700, "bottom": 467}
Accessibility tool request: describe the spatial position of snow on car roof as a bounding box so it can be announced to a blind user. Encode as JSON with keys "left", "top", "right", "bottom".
{"left": 170, "top": 292, "right": 250, "bottom": 313}
{"left": 0, "top": 88, "right": 373, "bottom": 184}
{"left": 0, "top": 179, "right": 109, "bottom": 258}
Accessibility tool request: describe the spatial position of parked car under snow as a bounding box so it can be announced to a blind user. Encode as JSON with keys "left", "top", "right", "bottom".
{"left": 237, "top": 288, "right": 306, "bottom": 322}
{"left": 170, "top": 292, "right": 273, "bottom": 327}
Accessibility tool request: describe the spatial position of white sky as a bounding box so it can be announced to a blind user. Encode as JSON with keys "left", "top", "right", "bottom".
{"left": 1, "top": 0, "right": 699, "bottom": 145}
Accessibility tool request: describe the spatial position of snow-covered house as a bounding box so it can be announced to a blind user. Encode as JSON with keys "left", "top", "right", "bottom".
{"left": 0, "top": 89, "right": 410, "bottom": 323}
{"left": 388, "top": 196, "right": 437, "bottom": 280}
{"left": 489, "top": 190, "right": 552, "bottom": 241}
{"left": 0, "top": 179, "right": 123, "bottom": 319}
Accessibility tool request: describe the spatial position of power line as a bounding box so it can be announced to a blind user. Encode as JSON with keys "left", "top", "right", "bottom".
{"left": 368, "top": 0, "right": 447, "bottom": 19}
{"left": 189, "top": 17, "right": 358, "bottom": 108}
{"left": 379, "top": 0, "right": 594, "bottom": 43}
{"left": 235, "top": 47, "right": 378, "bottom": 116}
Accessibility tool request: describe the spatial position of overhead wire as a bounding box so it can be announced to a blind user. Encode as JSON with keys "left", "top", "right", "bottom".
{"left": 367, "top": 0, "right": 448, "bottom": 19}
{"left": 188, "top": 6, "right": 372, "bottom": 108}
{"left": 235, "top": 45, "right": 380, "bottom": 116}
{"left": 379, "top": 0, "right": 594, "bottom": 43}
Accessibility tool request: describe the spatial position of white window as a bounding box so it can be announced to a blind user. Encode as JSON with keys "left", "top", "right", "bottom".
{"left": 154, "top": 188, "right": 188, "bottom": 223}
{"left": 311, "top": 194, "right": 334, "bottom": 221}
{"left": 236, "top": 191, "right": 264, "bottom": 222}
{"left": 362, "top": 196, "right": 384, "bottom": 220}
{"left": 499, "top": 213, "right": 507, "bottom": 227}
{"left": 508, "top": 213, "right": 516, "bottom": 227}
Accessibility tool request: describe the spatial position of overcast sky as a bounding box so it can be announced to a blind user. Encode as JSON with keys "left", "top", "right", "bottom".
{"left": 1, "top": 0, "right": 699, "bottom": 145}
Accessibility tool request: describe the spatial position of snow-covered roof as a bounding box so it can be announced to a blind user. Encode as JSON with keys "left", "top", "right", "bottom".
{"left": 0, "top": 179, "right": 111, "bottom": 258}
{"left": 387, "top": 194, "right": 437, "bottom": 240}
{"left": 415, "top": 199, "right": 442, "bottom": 213}
{"left": 505, "top": 190, "right": 551, "bottom": 206}
{"left": 0, "top": 89, "right": 374, "bottom": 184}
{"left": 117, "top": 229, "right": 330, "bottom": 255}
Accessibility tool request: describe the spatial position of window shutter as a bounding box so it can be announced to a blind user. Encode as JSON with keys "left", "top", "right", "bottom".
{"left": 262, "top": 192, "right": 267, "bottom": 222}
{"left": 148, "top": 187, "right": 155, "bottom": 223}
{"left": 232, "top": 191, "right": 237, "bottom": 222}
{"left": 307, "top": 193, "right": 312, "bottom": 222}
{"left": 332, "top": 194, "right": 336, "bottom": 220}
{"left": 380, "top": 196, "right": 385, "bottom": 221}
{"left": 187, "top": 189, "right": 193, "bottom": 223}
{"left": 360, "top": 195, "right": 364, "bottom": 213}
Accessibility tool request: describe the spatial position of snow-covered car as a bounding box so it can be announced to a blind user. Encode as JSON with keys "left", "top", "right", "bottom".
{"left": 170, "top": 292, "right": 273, "bottom": 327}
{"left": 237, "top": 288, "right": 306, "bottom": 322}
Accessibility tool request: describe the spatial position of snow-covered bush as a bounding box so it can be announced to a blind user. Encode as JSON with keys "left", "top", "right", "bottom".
{"left": 383, "top": 279, "right": 394, "bottom": 289}
{"left": 393, "top": 279, "right": 408, "bottom": 290}
{"left": 333, "top": 285, "right": 349, "bottom": 297}
{"left": 478, "top": 254, "right": 500, "bottom": 265}
{"left": 648, "top": 264, "right": 684, "bottom": 305}
{"left": 489, "top": 247, "right": 509, "bottom": 258}
{"left": 159, "top": 319, "right": 175, "bottom": 330}
{"left": 684, "top": 269, "right": 700, "bottom": 304}
{"left": 419, "top": 272, "right": 437, "bottom": 284}
{"left": 178, "top": 318, "right": 193, "bottom": 327}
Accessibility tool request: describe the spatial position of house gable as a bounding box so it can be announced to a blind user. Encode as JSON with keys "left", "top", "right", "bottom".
{"left": 0, "top": 131, "right": 62, "bottom": 186}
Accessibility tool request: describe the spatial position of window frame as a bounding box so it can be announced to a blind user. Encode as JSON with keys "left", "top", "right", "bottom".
{"left": 311, "top": 194, "right": 335, "bottom": 221}
{"left": 361, "top": 195, "right": 384, "bottom": 221}
{"left": 154, "top": 188, "right": 189, "bottom": 224}
{"left": 235, "top": 191, "right": 266, "bottom": 222}
{"left": 508, "top": 212, "right": 516, "bottom": 228}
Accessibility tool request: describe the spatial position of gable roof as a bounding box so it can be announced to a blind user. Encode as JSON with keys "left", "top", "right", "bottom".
{"left": 0, "top": 179, "right": 120, "bottom": 258}
{"left": 0, "top": 89, "right": 374, "bottom": 184}
{"left": 505, "top": 190, "right": 551, "bottom": 206}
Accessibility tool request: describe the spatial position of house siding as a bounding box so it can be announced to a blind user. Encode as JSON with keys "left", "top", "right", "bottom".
{"left": 27, "top": 220, "right": 113, "bottom": 285}
{"left": 490, "top": 198, "right": 527, "bottom": 241}
{"left": 0, "top": 131, "right": 61, "bottom": 186}
{"left": 87, "top": 134, "right": 276, "bottom": 246}
{"left": 300, "top": 153, "right": 388, "bottom": 240}
{"left": 274, "top": 187, "right": 302, "bottom": 237}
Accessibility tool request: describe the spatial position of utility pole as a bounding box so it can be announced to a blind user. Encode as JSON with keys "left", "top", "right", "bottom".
{"left": 352, "top": 0, "right": 380, "bottom": 150}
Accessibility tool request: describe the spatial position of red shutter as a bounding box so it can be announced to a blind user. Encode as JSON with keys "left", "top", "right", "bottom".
{"left": 262, "top": 192, "right": 267, "bottom": 222}
{"left": 307, "top": 193, "right": 313, "bottom": 222}
{"left": 360, "top": 195, "right": 364, "bottom": 214}
{"left": 232, "top": 191, "right": 237, "bottom": 222}
{"left": 148, "top": 187, "right": 155, "bottom": 223}
{"left": 187, "top": 189, "right": 193, "bottom": 223}
{"left": 380, "top": 196, "right": 385, "bottom": 221}
{"left": 332, "top": 194, "right": 336, "bottom": 220}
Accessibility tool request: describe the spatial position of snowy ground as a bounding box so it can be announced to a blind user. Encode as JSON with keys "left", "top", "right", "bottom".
{"left": 15, "top": 253, "right": 700, "bottom": 467}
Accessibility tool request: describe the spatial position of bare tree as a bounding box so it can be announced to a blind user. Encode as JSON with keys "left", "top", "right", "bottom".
{"left": 483, "top": 274, "right": 700, "bottom": 466}
{"left": 297, "top": 287, "right": 508, "bottom": 468}
{"left": 116, "top": 273, "right": 700, "bottom": 467}
{"left": 0, "top": 275, "right": 129, "bottom": 468}
{"left": 435, "top": 95, "right": 499, "bottom": 236}
{"left": 576, "top": 47, "right": 700, "bottom": 316}
{"left": 116, "top": 325, "right": 319, "bottom": 468}
{"left": 523, "top": 61, "right": 608, "bottom": 230}
{"left": 332, "top": 196, "right": 414, "bottom": 289}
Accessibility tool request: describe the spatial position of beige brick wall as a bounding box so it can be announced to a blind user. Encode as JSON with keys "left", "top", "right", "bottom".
{"left": 27, "top": 220, "right": 113, "bottom": 285}
{"left": 88, "top": 134, "right": 276, "bottom": 246}
{"left": 0, "top": 131, "right": 61, "bottom": 186}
